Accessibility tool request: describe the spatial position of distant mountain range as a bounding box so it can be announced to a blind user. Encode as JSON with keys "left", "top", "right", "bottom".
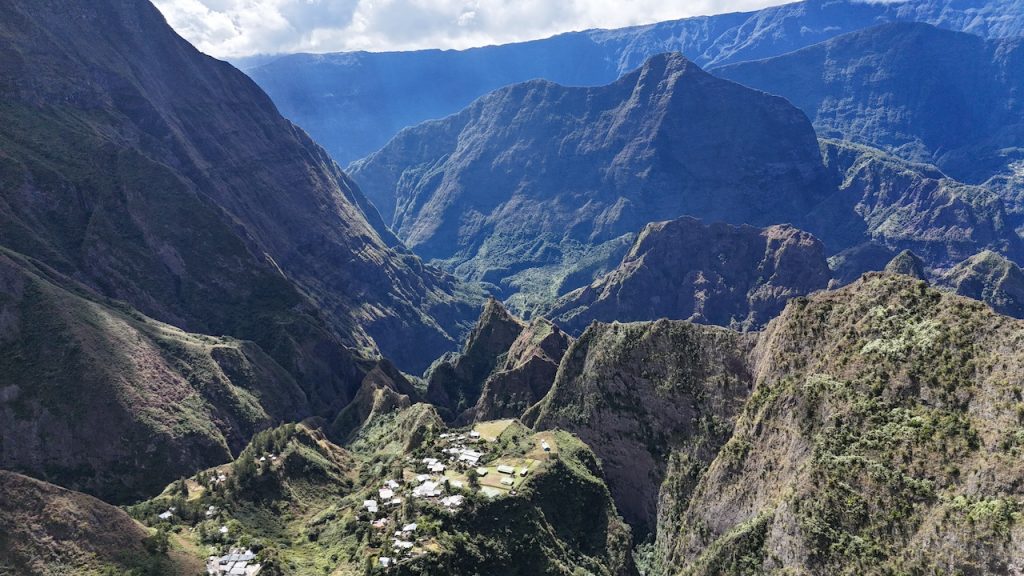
{"left": 349, "top": 54, "right": 834, "bottom": 303}
{"left": 240, "top": 0, "right": 1024, "bottom": 165}
{"left": 715, "top": 22, "right": 1024, "bottom": 200}
{"left": 349, "top": 53, "right": 1023, "bottom": 315}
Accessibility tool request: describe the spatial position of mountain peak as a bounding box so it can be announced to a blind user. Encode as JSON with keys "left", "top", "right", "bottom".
{"left": 884, "top": 249, "right": 928, "bottom": 280}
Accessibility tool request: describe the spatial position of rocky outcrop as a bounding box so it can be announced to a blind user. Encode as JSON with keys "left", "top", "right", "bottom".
{"left": 664, "top": 273, "right": 1024, "bottom": 574}
{"left": 351, "top": 53, "right": 833, "bottom": 298}
{"left": 329, "top": 360, "right": 421, "bottom": 443}
{"left": 245, "top": 0, "right": 1024, "bottom": 165}
{"left": 526, "top": 320, "right": 755, "bottom": 538}
{"left": 884, "top": 249, "right": 928, "bottom": 280}
{"left": 471, "top": 318, "right": 572, "bottom": 421}
{"left": 546, "top": 217, "right": 831, "bottom": 334}
{"left": 425, "top": 299, "right": 526, "bottom": 420}
{"left": 939, "top": 250, "right": 1024, "bottom": 319}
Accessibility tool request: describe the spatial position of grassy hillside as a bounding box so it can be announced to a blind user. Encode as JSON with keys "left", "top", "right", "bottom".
{"left": 0, "top": 247, "right": 319, "bottom": 502}
{"left": 0, "top": 470, "right": 201, "bottom": 576}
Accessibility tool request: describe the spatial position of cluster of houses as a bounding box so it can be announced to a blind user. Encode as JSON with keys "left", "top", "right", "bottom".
{"left": 364, "top": 426, "right": 552, "bottom": 570}
{"left": 206, "top": 548, "right": 261, "bottom": 575}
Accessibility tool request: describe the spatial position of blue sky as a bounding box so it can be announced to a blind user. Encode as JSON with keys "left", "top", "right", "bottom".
{"left": 154, "top": 0, "right": 793, "bottom": 58}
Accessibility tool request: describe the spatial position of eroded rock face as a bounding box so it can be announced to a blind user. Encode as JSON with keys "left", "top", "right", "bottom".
{"left": 546, "top": 217, "right": 832, "bottom": 334}
{"left": 812, "top": 139, "right": 1023, "bottom": 280}
{"left": 526, "top": 320, "right": 756, "bottom": 538}
{"left": 426, "top": 298, "right": 526, "bottom": 420}
{"left": 350, "top": 53, "right": 833, "bottom": 296}
{"left": 471, "top": 318, "right": 572, "bottom": 422}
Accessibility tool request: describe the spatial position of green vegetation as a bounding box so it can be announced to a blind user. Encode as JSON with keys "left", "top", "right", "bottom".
{"left": 132, "top": 412, "right": 632, "bottom": 575}
{"left": 668, "top": 274, "right": 1024, "bottom": 575}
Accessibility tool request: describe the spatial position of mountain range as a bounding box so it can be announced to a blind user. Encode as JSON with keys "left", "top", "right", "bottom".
{"left": 6, "top": 0, "right": 1024, "bottom": 574}
{"left": 240, "top": 0, "right": 1024, "bottom": 166}
{"left": 349, "top": 53, "right": 834, "bottom": 304}
{"left": 349, "top": 55, "right": 1024, "bottom": 317}
{"left": 715, "top": 22, "right": 1024, "bottom": 202}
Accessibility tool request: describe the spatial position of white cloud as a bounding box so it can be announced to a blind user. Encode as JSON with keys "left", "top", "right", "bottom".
{"left": 152, "top": 0, "right": 791, "bottom": 58}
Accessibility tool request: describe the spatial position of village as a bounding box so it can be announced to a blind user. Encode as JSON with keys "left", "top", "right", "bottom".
{"left": 148, "top": 420, "right": 560, "bottom": 574}
{"left": 360, "top": 420, "right": 558, "bottom": 569}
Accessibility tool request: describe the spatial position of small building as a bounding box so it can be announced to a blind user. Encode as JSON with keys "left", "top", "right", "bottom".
{"left": 519, "top": 467, "right": 529, "bottom": 477}
{"left": 429, "top": 462, "right": 446, "bottom": 473}
{"left": 469, "top": 431, "right": 481, "bottom": 438}
{"left": 386, "top": 479, "right": 401, "bottom": 489}
{"left": 496, "top": 465, "right": 515, "bottom": 475}
{"left": 207, "top": 548, "right": 261, "bottom": 576}
{"left": 458, "top": 449, "right": 483, "bottom": 466}
{"left": 393, "top": 539, "right": 414, "bottom": 550}
{"left": 415, "top": 474, "right": 430, "bottom": 483}
{"left": 363, "top": 499, "right": 379, "bottom": 514}
{"left": 413, "top": 481, "right": 441, "bottom": 498}
{"left": 440, "top": 495, "right": 464, "bottom": 508}
{"left": 380, "top": 557, "right": 393, "bottom": 568}
{"left": 476, "top": 467, "right": 488, "bottom": 476}
{"left": 541, "top": 441, "right": 551, "bottom": 452}
{"left": 158, "top": 510, "right": 173, "bottom": 520}
{"left": 500, "top": 478, "right": 514, "bottom": 487}
{"left": 401, "top": 522, "right": 417, "bottom": 533}
{"left": 379, "top": 487, "right": 395, "bottom": 500}
{"left": 372, "top": 518, "right": 389, "bottom": 529}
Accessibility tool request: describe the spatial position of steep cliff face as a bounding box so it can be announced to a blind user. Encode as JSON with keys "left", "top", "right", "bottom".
{"left": 0, "top": 248, "right": 321, "bottom": 502}
{"left": 426, "top": 299, "right": 527, "bottom": 420}
{"left": 0, "top": 0, "right": 479, "bottom": 378}
{"left": 664, "top": 274, "right": 1024, "bottom": 574}
{"left": 546, "top": 218, "right": 832, "bottom": 335}
{"left": 471, "top": 318, "right": 572, "bottom": 422}
{"left": 0, "top": 470, "right": 199, "bottom": 575}
{"left": 527, "top": 320, "right": 755, "bottom": 538}
{"left": 351, "top": 53, "right": 832, "bottom": 296}
{"left": 716, "top": 23, "right": 1024, "bottom": 197}
{"left": 243, "top": 0, "right": 1024, "bottom": 166}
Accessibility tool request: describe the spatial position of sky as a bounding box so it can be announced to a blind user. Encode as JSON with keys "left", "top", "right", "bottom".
{"left": 153, "top": 0, "right": 793, "bottom": 59}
